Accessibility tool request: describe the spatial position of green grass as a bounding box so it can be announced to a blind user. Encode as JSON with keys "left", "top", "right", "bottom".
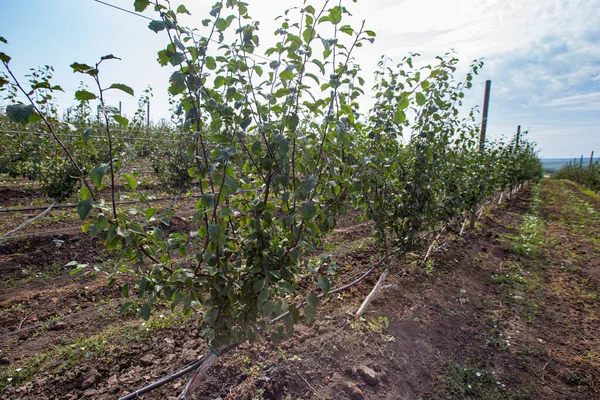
{"left": 493, "top": 184, "right": 545, "bottom": 322}
{"left": 435, "top": 358, "right": 529, "bottom": 399}
{"left": 503, "top": 185, "right": 545, "bottom": 259}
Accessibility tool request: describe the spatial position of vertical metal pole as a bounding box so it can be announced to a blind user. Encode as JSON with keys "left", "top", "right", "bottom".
{"left": 147, "top": 101, "right": 150, "bottom": 129}
{"left": 471, "top": 80, "right": 492, "bottom": 229}
{"left": 580, "top": 155, "right": 584, "bottom": 169}
{"left": 589, "top": 151, "right": 594, "bottom": 170}
{"left": 479, "top": 80, "right": 492, "bottom": 152}
{"left": 119, "top": 101, "right": 122, "bottom": 115}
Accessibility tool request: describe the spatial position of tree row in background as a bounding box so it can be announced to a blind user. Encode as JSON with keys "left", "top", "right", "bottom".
{"left": 552, "top": 162, "right": 600, "bottom": 192}
{"left": 0, "top": 0, "right": 542, "bottom": 350}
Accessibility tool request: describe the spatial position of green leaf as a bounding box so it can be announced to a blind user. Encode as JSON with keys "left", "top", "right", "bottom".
{"left": 253, "top": 279, "right": 265, "bottom": 293}
{"left": 258, "top": 289, "right": 269, "bottom": 304}
{"left": 0, "top": 37, "right": 7, "bottom": 44}
{"left": 287, "top": 113, "right": 299, "bottom": 131}
{"left": 201, "top": 193, "right": 214, "bottom": 208}
{"left": 329, "top": 6, "right": 342, "bottom": 24}
{"left": 80, "top": 186, "right": 91, "bottom": 201}
{"left": 133, "top": 0, "right": 150, "bottom": 12}
{"left": 113, "top": 114, "right": 129, "bottom": 129}
{"left": 279, "top": 69, "right": 294, "bottom": 81}
{"left": 120, "top": 301, "right": 134, "bottom": 314}
{"left": 215, "top": 17, "right": 228, "bottom": 31}
{"left": 205, "top": 56, "right": 216, "bottom": 70}
{"left": 90, "top": 163, "right": 108, "bottom": 187}
{"left": 302, "top": 202, "right": 317, "bottom": 220}
{"left": 307, "top": 291, "right": 320, "bottom": 308}
{"left": 69, "top": 265, "right": 86, "bottom": 275}
{"left": 140, "top": 303, "right": 151, "bottom": 320}
{"left": 148, "top": 20, "right": 166, "bottom": 33}
{"left": 170, "top": 52, "right": 185, "bottom": 66}
{"left": 303, "top": 305, "right": 316, "bottom": 323}
{"left": 262, "top": 300, "right": 274, "bottom": 318}
{"left": 107, "top": 83, "right": 134, "bottom": 96}
{"left": 177, "top": 4, "right": 191, "bottom": 14}
{"left": 6, "top": 104, "right": 34, "bottom": 125}
{"left": 100, "top": 54, "right": 120, "bottom": 61}
{"left": 289, "top": 304, "right": 300, "bottom": 323}
{"left": 82, "top": 128, "right": 92, "bottom": 144}
{"left": 122, "top": 283, "right": 129, "bottom": 297}
{"left": 300, "top": 175, "right": 318, "bottom": 194}
{"left": 318, "top": 276, "right": 330, "bottom": 295}
{"left": 28, "top": 112, "right": 41, "bottom": 124}
{"left": 364, "top": 30, "right": 376, "bottom": 37}
{"left": 208, "top": 223, "right": 220, "bottom": 242}
{"left": 416, "top": 92, "right": 426, "bottom": 106}
{"left": 75, "top": 90, "right": 97, "bottom": 101}
{"left": 122, "top": 173, "right": 137, "bottom": 190}
{"left": 0, "top": 52, "right": 11, "bottom": 64}
{"left": 128, "top": 222, "right": 145, "bottom": 234}
{"left": 302, "top": 27, "right": 315, "bottom": 44}
{"left": 76, "top": 199, "right": 93, "bottom": 220}
{"left": 394, "top": 109, "right": 406, "bottom": 124}
{"left": 71, "top": 62, "right": 97, "bottom": 75}
{"left": 339, "top": 25, "right": 353, "bottom": 35}
{"left": 240, "top": 116, "right": 252, "bottom": 130}
{"left": 146, "top": 208, "right": 158, "bottom": 220}
{"left": 261, "top": 158, "right": 274, "bottom": 170}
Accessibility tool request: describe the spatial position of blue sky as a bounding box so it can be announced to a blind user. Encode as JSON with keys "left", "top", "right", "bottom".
{"left": 1, "top": 0, "right": 599, "bottom": 158}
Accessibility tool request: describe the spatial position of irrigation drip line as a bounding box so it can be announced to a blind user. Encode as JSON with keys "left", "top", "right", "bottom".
{"left": 117, "top": 245, "right": 409, "bottom": 399}
{"left": 0, "top": 201, "right": 57, "bottom": 241}
{"left": 0, "top": 207, "right": 199, "bottom": 241}
{"left": 117, "top": 342, "right": 239, "bottom": 400}
{"left": 0, "top": 225, "right": 82, "bottom": 240}
{"left": 0, "top": 302, "right": 117, "bottom": 341}
{"left": 6, "top": 186, "right": 522, "bottom": 397}
{"left": 0, "top": 194, "right": 203, "bottom": 213}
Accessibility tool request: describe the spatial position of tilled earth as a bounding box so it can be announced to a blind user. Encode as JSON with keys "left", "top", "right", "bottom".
{"left": 0, "top": 179, "right": 599, "bottom": 399}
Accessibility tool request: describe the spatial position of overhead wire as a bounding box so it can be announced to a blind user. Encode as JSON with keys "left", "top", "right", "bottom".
{"left": 0, "top": 129, "right": 186, "bottom": 142}
{"left": 91, "top": 0, "right": 377, "bottom": 98}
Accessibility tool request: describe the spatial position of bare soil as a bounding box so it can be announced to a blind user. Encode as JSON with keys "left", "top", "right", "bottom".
{"left": 0, "top": 179, "right": 599, "bottom": 399}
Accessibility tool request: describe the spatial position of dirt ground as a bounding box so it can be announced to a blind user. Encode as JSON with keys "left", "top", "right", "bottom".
{"left": 0, "top": 179, "right": 599, "bottom": 399}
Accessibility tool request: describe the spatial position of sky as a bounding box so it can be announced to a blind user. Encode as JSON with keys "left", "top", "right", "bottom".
{"left": 1, "top": 0, "right": 599, "bottom": 158}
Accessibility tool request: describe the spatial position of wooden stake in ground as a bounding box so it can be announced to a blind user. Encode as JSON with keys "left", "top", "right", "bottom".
{"left": 470, "top": 80, "right": 492, "bottom": 229}
{"left": 355, "top": 266, "right": 389, "bottom": 318}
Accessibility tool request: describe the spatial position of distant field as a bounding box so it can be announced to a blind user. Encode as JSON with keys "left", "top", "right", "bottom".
{"left": 542, "top": 157, "right": 597, "bottom": 172}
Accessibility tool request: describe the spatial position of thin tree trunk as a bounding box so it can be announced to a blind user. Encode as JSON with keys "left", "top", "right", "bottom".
{"left": 0, "top": 201, "right": 57, "bottom": 241}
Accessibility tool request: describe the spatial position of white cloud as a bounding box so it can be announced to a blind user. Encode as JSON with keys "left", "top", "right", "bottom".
{"left": 542, "top": 92, "right": 600, "bottom": 111}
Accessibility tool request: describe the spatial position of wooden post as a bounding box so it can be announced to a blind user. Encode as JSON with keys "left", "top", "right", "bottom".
{"left": 515, "top": 125, "right": 521, "bottom": 151}
{"left": 580, "top": 155, "right": 584, "bottom": 169}
{"left": 589, "top": 151, "right": 595, "bottom": 170}
{"left": 147, "top": 101, "right": 150, "bottom": 129}
{"left": 479, "top": 80, "right": 491, "bottom": 153}
{"left": 471, "top": 80, "right": 491, "bottom": 230}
